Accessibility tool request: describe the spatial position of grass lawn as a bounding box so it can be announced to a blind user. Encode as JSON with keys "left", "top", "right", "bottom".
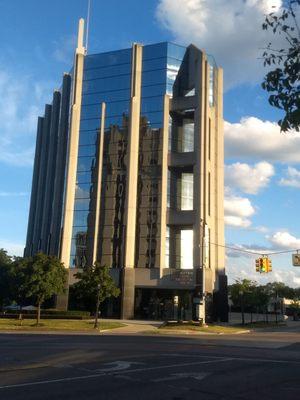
{"left": 0, "top": 319, "right": 125, "bottom": 332}
{"left": 159, "top": 322, "right": 248, "bottom": 334}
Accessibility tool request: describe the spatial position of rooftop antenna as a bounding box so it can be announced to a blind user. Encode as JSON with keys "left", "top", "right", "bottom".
{"left": 85, "top": 0, "right": 91, "bottom": 54}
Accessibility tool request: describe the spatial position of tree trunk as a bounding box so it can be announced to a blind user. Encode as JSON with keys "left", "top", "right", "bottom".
{"left": 37, "top": 302, "right": 41, "bottom": 326}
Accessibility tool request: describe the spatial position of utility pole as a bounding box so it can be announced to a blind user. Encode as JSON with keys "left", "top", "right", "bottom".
{"left": 94, "top": 283, "right": 101, "bottom": 329}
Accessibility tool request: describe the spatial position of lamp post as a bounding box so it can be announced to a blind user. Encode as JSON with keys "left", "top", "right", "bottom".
{"left": 94, "top": 283, "right": 101, "bottom": 329}
{"left": 239, "top": 289, "right": 245, "bottom": 325}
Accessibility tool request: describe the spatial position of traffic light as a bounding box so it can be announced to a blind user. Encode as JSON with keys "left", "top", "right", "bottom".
{"left": 267, "top": 258, "right": 272, "bottom": 272}
{"left": 255, "top": 258, "right": 260, "bottom": 272}
{"left": 261, "top": 257, "right": 266, "bottom": 273}
{"left": 255, "top": 257, "right": 272, "bottom": 273}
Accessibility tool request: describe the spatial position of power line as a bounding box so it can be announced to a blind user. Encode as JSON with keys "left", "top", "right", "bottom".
{"left": 207, "top": 241, "right": 299, "bottom": 257}
{"left": 208, "top": 242, "right": 263, "bottom": 256}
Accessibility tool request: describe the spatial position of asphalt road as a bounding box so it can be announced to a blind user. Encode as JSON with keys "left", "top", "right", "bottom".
{"left": 0, "top": 325, "right": 299, "bottom": 400}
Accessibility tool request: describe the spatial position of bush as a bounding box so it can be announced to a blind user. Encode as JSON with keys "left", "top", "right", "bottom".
{"left": 2, "top": 309, "right": 91, "bottom": 319}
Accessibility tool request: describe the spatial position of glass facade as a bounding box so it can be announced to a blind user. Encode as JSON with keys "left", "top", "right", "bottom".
{"left": 70, "top": 48, "right": 132, "bottom": 267}
{"left": 70, "top": 42, "right": 188, "bottom": 268}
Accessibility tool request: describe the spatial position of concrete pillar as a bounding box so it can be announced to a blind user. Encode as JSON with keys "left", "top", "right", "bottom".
{"left": 193, "top": 49, "right": 205, "bottom": 277}
{"left": 121, "top": 43, "right": 143, "bottom": 319}
{"left": 215, "top": 68, "right": 225, "bottom": 276}
{"left": 159, "top": 95, "right": 170, "bottom": 277}
{"left": 32, "top": 104, "right": 52, "bottom": 253}
{"left": 57, "top": 19, "right": 85, "bottom": 311}
{"left": 60, "top": 18, "right": 85, "bottom": 268}
{"left": 24, "top": 117, "right": 44, "bottom": 256}
{"left": 41, "top": 90, "right": 61, "bottom": 253}
{"left": 50, "top": 73, "right": 72, "bottom": 256}
{"left": 92, "top": 102, "right": 106, "bottom": 264}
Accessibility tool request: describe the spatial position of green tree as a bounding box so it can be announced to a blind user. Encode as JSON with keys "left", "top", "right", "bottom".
{"left": 9, "top": 257, "right": 32, "bottom": 314}
{"left": 73, "top": 263, "right": 120, "bottom": 329}
{"left": 290, "top": 299, "right": 300, "bottom": 320}
{"left": 256, "top": 285, "right": 271, "bottom": 322}
{"left": 0, "top": 249, "right": 12, "bottom": 310}
{"left": 261, "top": 1, "right": 300, "bottom": 131}
{"left": 229, "top": 279, "right": 257, "bottom": 325}
{"left": 23, "top": 253, "right": 67, "bottom": 325}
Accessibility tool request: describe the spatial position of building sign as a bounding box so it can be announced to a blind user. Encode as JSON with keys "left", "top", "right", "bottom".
{"left": 170, "top": 270, "right": 194, "bottom": 285}
{"left": 292, "top": 254, "right": 300, "bottom": 266}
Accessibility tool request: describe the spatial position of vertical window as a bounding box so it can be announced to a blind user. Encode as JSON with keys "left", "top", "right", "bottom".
{"left": 165, "top": 226, "right": 170, "bottom": 268}
{"left": 181, "top": 173, "right": 193, "bottom": 210}
{"left": 209, "top": 64, "right": 214, "bottom": 107}
{"left": 180, "top": 229, "right": 193, "bottom": 269}
{"left": 167, "top": 170, "right": 171, "bottom": 208}
{"left": 182, "top": 120, "right": 194, "bottom": 152}
{"left": 208, "top": 118, "right": 211, "bottom": 161}
{"left": 168, "top": 116, "right": 172, "bottom": 151}
{"left": 208, "top": 172, "right": 211, "bottom": 216}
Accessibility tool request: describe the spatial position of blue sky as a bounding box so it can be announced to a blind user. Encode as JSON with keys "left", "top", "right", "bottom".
{"left": 0, "top": 0, "right": 299, "bottom": 287}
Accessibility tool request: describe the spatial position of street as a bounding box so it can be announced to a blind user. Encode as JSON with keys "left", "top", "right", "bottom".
{"left": 0, "top": 324, "right": 299, "bottom": 399}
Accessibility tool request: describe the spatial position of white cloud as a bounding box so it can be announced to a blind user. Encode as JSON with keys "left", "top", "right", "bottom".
{"left": 224, "top": 193, "right": 255, "bottom": 228}
{"left": 156, "top": 0, "right": 284, "bottom": 88}
{"left": 227, "top": 259, "right": 300, "bottom": 288}
{"left": 279, "top": 167, "right": 300, "bottom": 188}
{"left": 0, "top": 192, "right": 29, "bottom": 197}
{"left": 0, "top": 239, "right": 24, "bottom": 257}
{"left": 267, "top": 231, "right": 300, "bottom": 250}
{"left": 0, "top": 68, "right": 53, "bottom": 167}
{"left": 225, "top": 161, "right": 274, "bottom": 194}
{"left": 225, "top": 117, "right": 300, "bottom": 163}
{"left": 225, "top": 243, "right": 267, "bottom": 258}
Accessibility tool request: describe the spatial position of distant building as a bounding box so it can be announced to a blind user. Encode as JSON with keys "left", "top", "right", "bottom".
{"left": 25, "top": 19, "right": 227, "bottom": 321}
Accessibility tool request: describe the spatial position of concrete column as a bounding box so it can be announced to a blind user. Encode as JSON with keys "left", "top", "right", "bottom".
{"left": 24, "top": 117, "right": 44, "bottom": 256}
{"left": 60, "top": 18, "right": 85, "bottom": 268}
{"left": 41, "top": 90, "right": 61, "bottom": 253}
{"left": 121, "top": 43, "right": 143, "bottom": 319}
{"left": 57, "top": 19, "right": 85, "bottom": 311}
{"left": 215, "top": 68, "right": 225, "bottom": 276}
{"left": 92, "top": 102, "right": 106, "bottom": 264}
{"left": 193, "top": 50, "right": 205, "bottom": 275}
{"left": 159, "top": 95, "right": 170, "bottom": 277}
{"left": 50, "top": 73, "right": 72, "bottom": 256}
{"left": 32, "top": 104, "right": 52, "bottom": 253}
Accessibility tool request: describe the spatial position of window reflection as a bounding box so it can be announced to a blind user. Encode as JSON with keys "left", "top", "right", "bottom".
{"left": 209, "top": 64, "right": 214, "bottom": 107}
{"left": 181, "top": 173, "right": 193, "bottom": 210}
{"left": 182, "top": 120, "right": 194, "bottom": 152}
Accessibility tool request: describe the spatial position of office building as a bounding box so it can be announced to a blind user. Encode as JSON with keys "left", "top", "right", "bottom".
{"left": 25, "top": 19, "right": 227, "bottom": 321}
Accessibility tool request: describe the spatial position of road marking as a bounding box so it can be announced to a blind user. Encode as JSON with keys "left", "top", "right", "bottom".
{"left": 153, "top": 372, "right": 209, "bottom": 382}
{"left": 2, "top": 355, "right": 300, "bottom": 390}
{"left": 0, "top": 358, "right": 230, "bottom": 390}
{"left": 166, "top": 353, "right": 300, "bottom": 364}
{"left": 95, "top": 361, "right": 144, "bottom": 372}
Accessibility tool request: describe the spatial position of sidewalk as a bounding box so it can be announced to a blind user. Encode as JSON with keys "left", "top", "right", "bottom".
{"left": 101, "top": 319, "right": 163, "bottom": 334}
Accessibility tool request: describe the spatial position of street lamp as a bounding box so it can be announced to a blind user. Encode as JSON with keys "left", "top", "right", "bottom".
{"left": 94, "top": 283, "right": 101, "bottom": 329}
{"left": 239, "top": 289, "right": 245, "bottom": 325}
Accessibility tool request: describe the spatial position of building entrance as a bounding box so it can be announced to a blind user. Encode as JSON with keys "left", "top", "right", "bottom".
{"left": 134, "top": 288, "right": 193, "bottom": 321}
